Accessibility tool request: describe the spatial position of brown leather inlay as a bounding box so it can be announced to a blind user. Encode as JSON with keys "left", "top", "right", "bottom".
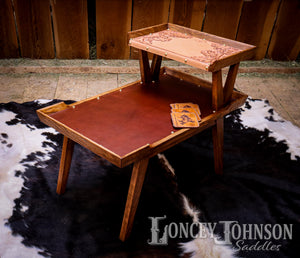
{"left": 50, "top": 74, "right": 213, "bottom": 157}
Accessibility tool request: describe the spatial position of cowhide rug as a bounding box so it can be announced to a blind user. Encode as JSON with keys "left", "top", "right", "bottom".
{"left": 0, "top": 98, "right": 299, "bottom": 258}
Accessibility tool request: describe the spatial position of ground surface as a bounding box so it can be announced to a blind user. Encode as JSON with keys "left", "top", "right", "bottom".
{"left": 0, "top": 59, "right": 299, "bottom": 127}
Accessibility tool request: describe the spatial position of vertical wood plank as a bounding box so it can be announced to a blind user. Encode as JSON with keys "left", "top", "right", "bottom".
{"left": 96, "top": 0, "right": 132, "bottom": 59}
{"left": 51, "top": 0, "right": 89, "bottom": 59}
{"left": 119, "top": 158, "right": 149, "bottom": 241}
{"left": 131, "top": 0, "right": 170, "bottom": 58}
{"left": 169, "top": 0, "right": 206, "bottom": 30}
{"left": 0, "top": 0, "right": 19, "bottom": 58}
{"left": 13, "top": 0, "right": 54, "bottom": 58}
{"left": 236, "top": 0, "right": 280, "bottom": 60}
{"left": 267, "top": 0, "right": 300, "bottom": 61}
{"left": 56, "top": 136, "right": 75, "bottom": 195}
{"left": 203, "top": 0, "right": 243, "bottom": 39}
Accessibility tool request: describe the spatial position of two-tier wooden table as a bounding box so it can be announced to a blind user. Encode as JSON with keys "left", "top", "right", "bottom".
{"left": 37, "top": 23, "right": 256, "bottom": 241}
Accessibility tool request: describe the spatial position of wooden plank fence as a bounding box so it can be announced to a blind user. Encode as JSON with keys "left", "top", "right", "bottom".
{"left": 0, "top": 0, "right": 19, "bottom": 58}
{"left": 13, "top": 0, "right": 54, "bottom": 58}
{"left": 0, "top": 0, "right": 299, "bottom": 61}
{"left": 51, "top": 0, "right": 89, "bottom": 58}
{"left": 96, "top": 0, "right": 132, "bottom": 59}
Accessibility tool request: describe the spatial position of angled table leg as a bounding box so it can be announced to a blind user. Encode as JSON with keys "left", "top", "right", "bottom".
{"left": 212, "top": 70, "right": 224, "bottom": 175}
{"left": 223, "top": 63, "right": 240, "bottom": 104}
{"left": 119, "top": 158, "right": 149, "bottom": 241}
{"left": 150, "top": 54, "right": 162, "bottom": 82}
{"left": 56, "top": 136, "right": 74, "bottom": 194}
{"left": 139, "top": 50, "right": 162, "bottom": 84}
{"left": 139, "top": 50, "right": 151, "bottom": 84}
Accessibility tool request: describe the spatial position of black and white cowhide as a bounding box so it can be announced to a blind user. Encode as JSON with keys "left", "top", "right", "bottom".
{"left": 0, "top": 98, "right": 299, "bottom": 258}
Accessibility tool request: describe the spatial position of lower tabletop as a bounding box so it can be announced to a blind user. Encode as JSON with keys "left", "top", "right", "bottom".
{"left": 37, "top": 70, "right": 246, "bottom": 167}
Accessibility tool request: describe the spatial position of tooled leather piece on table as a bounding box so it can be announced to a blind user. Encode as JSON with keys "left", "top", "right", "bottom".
{"left": 134, "top": 30, "right": 242, "bottom": 64}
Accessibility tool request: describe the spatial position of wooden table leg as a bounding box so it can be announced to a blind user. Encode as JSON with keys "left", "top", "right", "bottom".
{"left": 139, "top": 50, "right": 162, "bottom": 84}
{"left": 223, "top": 63, "right": 240, "bottom": 104}
{"left": 119, "top": 158, "right": 149, "bottom": 241}
{"left": 212, "top": 70, "right": 223, "bottom": 110}
{"left": 212, "top": 118, "right": 224, "bottom": 175}
{"left": 212, "top": 70, "right": 224, "bottom": 175}
{"left": 150, "top": 54, "right": 162, "bottom": 82}
{"left": 56, "top": 136, "right": 74, "bottom": 194}
{"left": 139, "top": 50, "right": 151, "bottom": 84}
{"left": 211, "top": 64, "right": 240, "bottom": 175}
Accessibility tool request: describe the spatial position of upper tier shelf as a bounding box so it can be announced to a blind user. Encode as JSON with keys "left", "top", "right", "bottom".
{"left": 128, "top": 23, "right": 256, "bottom": 72}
